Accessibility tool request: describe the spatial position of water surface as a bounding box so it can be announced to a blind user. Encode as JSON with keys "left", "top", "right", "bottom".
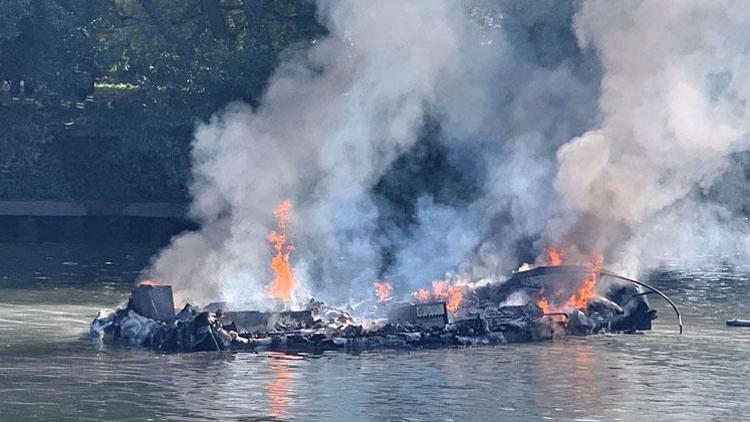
{"left": 1, "top": 243, "right": 749, "bottom": 421}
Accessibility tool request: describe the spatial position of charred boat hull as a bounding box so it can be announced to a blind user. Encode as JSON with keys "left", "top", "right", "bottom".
{"left": 90, "top": 267, "right": 664, "bottom": 353}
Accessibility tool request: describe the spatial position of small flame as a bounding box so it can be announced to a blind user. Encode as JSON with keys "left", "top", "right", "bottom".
{"left": 547, "top": 247, "right": 564, "bottom": 266}
{"left": 267, "top": 199, "right": 299, "bottom": 306}
{"left": 536, "top": 253, "right": 604, "bottom": 313}
{"left": 415, "top": 289, "right": 431, "bottom": 302}
{"left": 138, "top": 279, "right": 160, "bottom": 287}
{"left": 565, "top": 254, "right": 603, "bottom": 310}
{"left": 374, "top": 281, "right": 393, "bottom": 302}
{"left": 537, "top": 295, "right": 552, "bottom": 314}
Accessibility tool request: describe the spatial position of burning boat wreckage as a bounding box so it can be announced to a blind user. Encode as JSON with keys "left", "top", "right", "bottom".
{"left": 90, "top": 264, "right": 683, "bottom": 354}
{"left": 90, "top": 202, "right": 682, "bottom": 353}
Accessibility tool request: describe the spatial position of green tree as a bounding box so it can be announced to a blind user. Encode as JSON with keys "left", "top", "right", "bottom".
{"left": 0, "top": 0, "right": 100, "bottom": 100}
{"left": 0, "top": 0, "right": 327, "bottom": 201}
{"left": 91, "top": 0, "right": 326, "bottom": 115}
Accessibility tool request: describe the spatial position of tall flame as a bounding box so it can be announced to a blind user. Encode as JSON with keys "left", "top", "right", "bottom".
{"left": 267, "top": 199, "right": 299, "bottom": 305}
{"left": 374, "top": 281, "right": 393, "bottom": 302}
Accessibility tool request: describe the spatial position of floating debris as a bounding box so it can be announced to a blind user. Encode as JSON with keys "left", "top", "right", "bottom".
{"left": 726, "top": 319, "right": 750, "bottom": 327}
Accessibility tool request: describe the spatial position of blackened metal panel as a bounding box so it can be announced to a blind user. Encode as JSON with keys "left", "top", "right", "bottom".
{"left": 223, "top": 310, "right": 314, "bottom": 334}
{"left": 130, "top": 285, "right": 176, "bottom": 323}
{"left": 388, "top": 302, "right": 447, "bottom": 329}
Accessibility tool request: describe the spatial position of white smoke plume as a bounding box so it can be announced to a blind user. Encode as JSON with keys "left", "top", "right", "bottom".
{"left": 148, "top": 0, "right": 750, "bottom": 308}
{"left": 148, "top": 1, "right": 492, "bottom": 307}
{"left": 551, "top": 0, "right": 750, "bottom": 273}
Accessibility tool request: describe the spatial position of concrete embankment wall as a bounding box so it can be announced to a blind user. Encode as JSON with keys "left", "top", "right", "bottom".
{"left": 0, "top": 201, "right": 197, "bottom": 243}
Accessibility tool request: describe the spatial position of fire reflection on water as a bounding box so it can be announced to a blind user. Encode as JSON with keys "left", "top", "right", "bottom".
{"left": 572, "top": 341, "right": 594, "bottom": 387}
{"left": 267, "top": 354, "right": 297, "bottom": 418}
{"left": 533, "top": 339, "right": 600, "bottom": 416}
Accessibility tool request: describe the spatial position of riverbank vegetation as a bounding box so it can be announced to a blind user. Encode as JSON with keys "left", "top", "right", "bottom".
{"left": 0, "top": 0, "right": 325, "bottom": 200}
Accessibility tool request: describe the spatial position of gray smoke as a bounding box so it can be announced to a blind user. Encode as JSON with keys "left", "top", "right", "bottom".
{"left": 148, "top": 1, "right": 493, "bottom": 307}
{"left": 552, "top": 0, "right": 750, "bottom": 273}
{"left": 148, "top": 0, "right": 750, "bottom": 308}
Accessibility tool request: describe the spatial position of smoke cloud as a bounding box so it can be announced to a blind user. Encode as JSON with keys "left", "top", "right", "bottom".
{"left": 147, "top": 0, "right": 750, "bottom": 308}
{"left": 148, "top": 1, "right": 491, "bottom": 307}
{"left": 552, "top": 0, "right": 750, "bottom": 272}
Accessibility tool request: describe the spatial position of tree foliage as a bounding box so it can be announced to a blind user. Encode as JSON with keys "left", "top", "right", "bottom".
{"left": 0, "top": 0, "right": 99, "bottom": 99}
{"left": 1, "top": 0, "right": 325, "bottom": 109}
{"left": 0, "top": 0, "right": 326, "bottom": 200}
{"left": 91, "top": 0, "right": 326, "bottom": 113}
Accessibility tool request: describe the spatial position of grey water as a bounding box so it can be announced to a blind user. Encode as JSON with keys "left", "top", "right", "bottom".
{"left": 1, "top": 243, "right": 750, "bottom": 421}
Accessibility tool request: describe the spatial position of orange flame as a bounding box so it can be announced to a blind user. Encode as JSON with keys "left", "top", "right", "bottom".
{"left": 374, "top": 281, "right": 393, "bottom": 302}
{"left": 446, "top": 287, "right": 465, "bottom": 313}
{"left": 267, "top": 199, "right": 299, "bottom": 305}
{"left": 138, "top": 279, "right": 160, "bottom": 287}
{"left": 431, "top": 280, "right": 449, "bottom": 298}
{"left": 537, "top": 295, "right": 552, "bottom": 314}
{"left": 547, "top": 247, "right": 564, "bottom": 266}
{"left": 411, "top": 281, "right": 465, "bottom": 313}
{"left": 415, "top": 289, "right": 431, "bottom": 302}
{"left": 565, "top": 254, "right": 603, "bottom": 310}
{"left": 536, "top": 253, "right": 604, "bottom": 313}
{"left": 431, "top": 280, "right": 465, "bottom": 313}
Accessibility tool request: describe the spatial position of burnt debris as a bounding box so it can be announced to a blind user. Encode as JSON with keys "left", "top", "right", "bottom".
{"left": 90, "top": 267, "right": 672, "bottom": 354}
{"left": 129, "top": 285, "right": 176, "bottom": 323}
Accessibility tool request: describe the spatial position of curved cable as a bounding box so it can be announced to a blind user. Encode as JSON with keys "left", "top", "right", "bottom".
{"left": 600, "top": 270, "right": 683, "bottom": 334}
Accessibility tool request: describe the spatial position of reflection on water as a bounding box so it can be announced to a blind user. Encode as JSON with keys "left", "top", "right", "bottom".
{"left": 268, "top": 354, "right": 296, "bottom": 419}
{"left": 1, "top": 243, "right": 750, "bottom": 420}
{"left": 572, "top": 341, "right": 594, "bottom": 393}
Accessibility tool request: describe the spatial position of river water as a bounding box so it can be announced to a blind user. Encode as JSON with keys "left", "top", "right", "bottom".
{"left": 1, "top": 242, "right": 749, "bottom": 421}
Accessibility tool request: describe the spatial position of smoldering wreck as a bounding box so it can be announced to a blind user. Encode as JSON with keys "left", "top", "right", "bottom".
{"left": 89, "top": 264, "right": 682, "bottom": 354}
